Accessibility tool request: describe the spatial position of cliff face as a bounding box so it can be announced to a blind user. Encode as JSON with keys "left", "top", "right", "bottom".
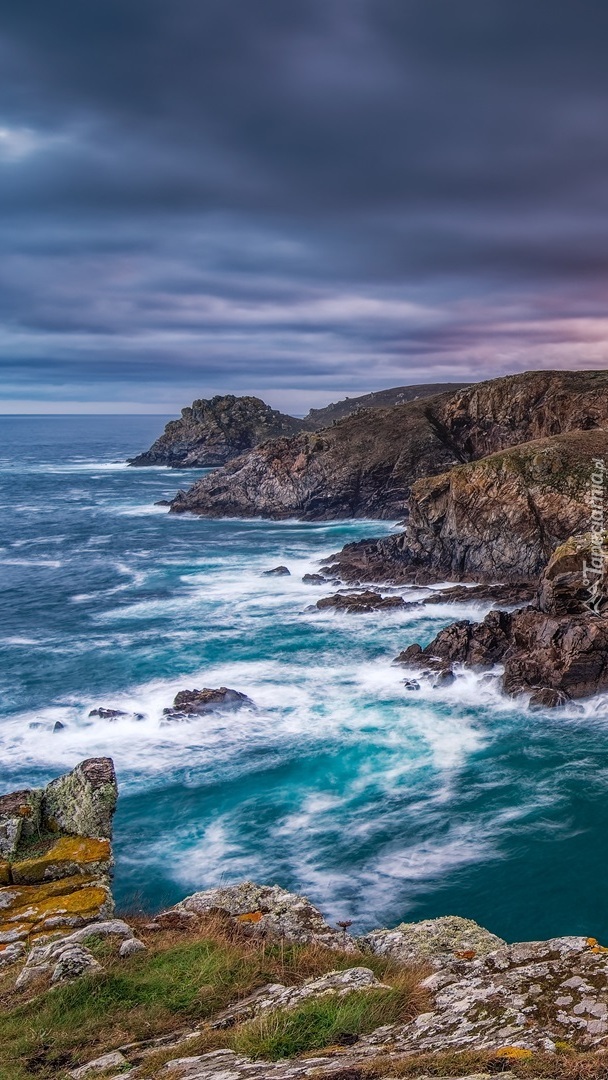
{"left": 169, "top": 395, "right": 460, "bottom": 520}
{"left": 168, "top": 370, "right": 608, "bottom": 521}
{"left": 129, "top": 395, "right": 308, "bottom": 468}
{"left": 327, "top": 427, "right": 608, "bottom": 583}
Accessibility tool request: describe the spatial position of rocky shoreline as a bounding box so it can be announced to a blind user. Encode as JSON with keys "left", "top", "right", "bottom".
{"left": 5, "top": 760, "right": 608, "bottom": 1077}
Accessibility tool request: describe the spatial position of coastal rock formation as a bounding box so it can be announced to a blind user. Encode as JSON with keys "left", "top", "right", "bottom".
{"left": 329, "top": 427, "right": 607, "bottom": 584}
{"left": 0, "top": 759, "right": 117, "bottom": 952}
{"left": 396, "top": 535, "right": 608, "bottom": 706}
{"left": 169, "top": 394, "right": 460, "bottom": 520}
{"left": 163, "top": 687, "right": 253, "bottom": 719}
{"left": 316, "top": 590, "right": 407, "bottom": 613}
{"left": 130, "top": 383, "right": 470, "bottom": 470}
{"left": 152, "top": 881, "right": 358, "bottom": 952}
{"left": 168, "top": 370, "right": 608, "bottom": 523}
{"left": 129, "top": 395, "right": 308, "bottom": 468}
{"left": 359, "top": 915, "right": 505, "bottom": 967}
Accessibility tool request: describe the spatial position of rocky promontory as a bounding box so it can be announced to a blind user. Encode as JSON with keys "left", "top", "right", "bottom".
{"left": 396, "top": 534, "right": 608, "bottom": 707}
{"left": 129, "top": 395, "right": 308, "bottom": 468}
{"left": 167, "top": 369, "right": 608, "bottom": 522}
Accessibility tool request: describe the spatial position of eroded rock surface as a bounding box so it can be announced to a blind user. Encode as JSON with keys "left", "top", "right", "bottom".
{"left": 359, "top": 915, "right": 505, "bottom": 967}
{"left": 316, "top": 590, "right": 407, "bottom": 613}
{"left": 153, "top": 882, "right": 357, "bottom": 951}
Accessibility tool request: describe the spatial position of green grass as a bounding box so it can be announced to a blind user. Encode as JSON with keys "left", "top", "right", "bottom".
{"left": 0, "top": 916, "right": 429, "bottom": 1079}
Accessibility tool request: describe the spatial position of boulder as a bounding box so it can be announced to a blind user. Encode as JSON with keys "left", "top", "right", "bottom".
{"left": 42, "top": 758, "right": 118, "bottom": 840}
{"left": 163, "top": 688, "right": 253, "bottom": 720}
{"left": 359, "top": 915, "right": 505, "bottom": 968}
{"left": 262, "top": 566, "right": 291, "bottom": 576}
{"left": 15, "top": 938, "right": 103, "bottom": 989}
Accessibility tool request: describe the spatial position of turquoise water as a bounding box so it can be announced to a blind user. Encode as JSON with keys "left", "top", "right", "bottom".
{"left": 2, "top": 414, "right": 608, "bottom": 941}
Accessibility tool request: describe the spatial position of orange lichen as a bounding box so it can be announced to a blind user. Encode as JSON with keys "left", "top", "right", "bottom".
{"left": 495, "top": 1047, "right": 533, "bottom": 1059}
{"left": 11, "top": 836, "right": 111, "bottom": 885}
{"left": 587, "top": 937, "right": 599, "bottom": 946}
{"left": 0, "top": 874, "right": 110, "bottom": 942}
{"left": 236, "top": 911, "right": 264, "bottom": 923}
{"left": 454, "top": 949, "right": 477, "bottom": 960}
{"left": 0, "top": 861, "right": 10, "bottom": 887}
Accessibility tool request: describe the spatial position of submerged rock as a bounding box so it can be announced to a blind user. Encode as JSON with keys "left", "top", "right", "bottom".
{"left": 316, "top": 590, "right": 407, "bottom": 613}
{"left": 163, "top": 687, "right": 253, "bottom": 720}
{"left": 262, "top": 565, "right": 291, "bottom": 576}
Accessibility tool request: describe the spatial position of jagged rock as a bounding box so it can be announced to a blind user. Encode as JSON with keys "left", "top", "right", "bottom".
{"left": 262, "top": 565, "right": 291, "bottom": 576}
{"left": 303, "top": 381, "right": 469, "bottom": 429}
{"left": 88, "top": 707, "right": 127, "bottom": 719}
{"left": 316, "top": 590, "right": 407, "bottom": 613}
{"left": 42, "top": 757, "right": 118, "bottom": 840}
{"left": 119, "top": 937, "right": 146, "bottom": 957}
{"left": 169, "top": 371, "right": 608, "bottom": 524}
{"left": 0, "top": 789, "right": 43, "bottom": 858}
{"left": 69, "top": 1051, "right": 128, "bottom": 1079}
{"left": 423, "top": 583, "right": 535, "bottom": 606}
{"left": 10, "top": 836, "right": 112, "bottom": 885}
{"left": 302, "top": 573, "right": 330, "bottom": 585}
{"left": 394, "top": 610, "right": 513, "bottom": 671}
{"left": 129, "top": 395, "right": 308, "bottom": 468}
{"left": 358, "top": 916, "right": 505, "bottom": 967}
{"left": 155, "top": 882, "right": 357, "bottom": 951}
{"left": 163, "top": 687, "right": 253, "bottom": 720}
{"left": 213, "top": 967, "right": 389, "bottom": 1028}
{"left": 537, "top": 533, "right": 608, "bottom": 616}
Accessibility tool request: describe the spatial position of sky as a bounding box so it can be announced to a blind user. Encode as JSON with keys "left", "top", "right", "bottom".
{"left": 3, "top": 1, "right": 608, "bottom": 414}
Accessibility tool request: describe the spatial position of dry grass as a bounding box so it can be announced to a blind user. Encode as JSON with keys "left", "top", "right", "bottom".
{"left": 0, "top": 912, "right": 431, "bottom": 1080}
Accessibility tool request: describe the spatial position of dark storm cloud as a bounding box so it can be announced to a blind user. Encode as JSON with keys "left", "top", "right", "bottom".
{"left": 3, "top": 1, "right": 608, "bottom": 410}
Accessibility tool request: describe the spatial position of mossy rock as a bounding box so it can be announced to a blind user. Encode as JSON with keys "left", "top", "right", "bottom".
{"left": 10, "top": 836, "right": 112, "bottom": 885}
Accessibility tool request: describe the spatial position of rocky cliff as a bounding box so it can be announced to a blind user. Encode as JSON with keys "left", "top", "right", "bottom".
{"left": 129, "top": 395, "right": 308, "bottom": 468}
{"left": 168, "top": 369, "right": 608, "bottom": 522}
{"left": 169, "top": 394, "right": 461, "bottom": 520}
{"left": 130, "top": 384, "right": 471, "bottom": 470}
{"left": 327, "top": 426, "right": 608, "bottom": 584}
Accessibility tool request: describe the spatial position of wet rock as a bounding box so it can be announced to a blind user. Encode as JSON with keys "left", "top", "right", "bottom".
{"left": 69, "top": 1051, "right": 128, "bottom": 1079}
{"left": 302, "top": 573, "right": 330, "bottom": 585}
{"left": 317, "top": 590, "right": 407, "bottom": 613}
{"left": 359, "top": 915, "right": 505, "bottom": 968}
{"left": 53, "top": 721, "right": 66, "bottom": 732}
{"left": 213, "top": 967, "right": 388, "bottom": 1029}
{"left": 163, "top": 687, "right": 253, "bottom": 720}
{"left": 42, "top": 758, "right": 117, "bottom": 840}
{"left": 402, "top": 678, "right": 420, "bottom": 691}
{"left": 262, "top": 565, "right": 291, "bottom": 576}
{"left": 88, "top": 707, "right": 128, "bottom": 719}
{"left": 423, "top": 582, "right": 535, "bottom": 606}
{"left": 154, "top": 882, "right": 357, "bottom": 952}
{"left": 394, "top": 610, "right": 513, "bottom": 672}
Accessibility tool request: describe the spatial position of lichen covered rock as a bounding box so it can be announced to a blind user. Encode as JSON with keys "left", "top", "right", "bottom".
{"left": 0, "top": 874, "right": 114, "bottom": 944}
{"left": 359, "top": 915, "right": 505, "bottom": 967}
{"left": 156, "top": 882, "right": 357, "bottom": 951}
{"left": 42, "top": 757, "right": 117, "bottom": 839}
{"left": 0, "top": 789, "right": 43, "bottom": 858}
{"left": 213, "top": 967, "right": 389, "bottom": 1028}
{"left": 11, "top": 836, "right": 112, "bottom": 885}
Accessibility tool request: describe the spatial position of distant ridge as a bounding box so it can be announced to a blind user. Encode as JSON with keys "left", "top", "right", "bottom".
{"left": 130, "top": 382, "right": 469, "bottom": 468}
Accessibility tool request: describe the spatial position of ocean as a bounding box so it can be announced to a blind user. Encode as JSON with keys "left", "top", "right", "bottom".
{"left": 2, "top": 413, "right": 608, "bottom": 942}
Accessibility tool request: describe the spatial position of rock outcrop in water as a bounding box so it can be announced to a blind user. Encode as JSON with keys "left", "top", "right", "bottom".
{"left": 168, "top": 370, "right": 608, "bottom": 523}
{"left": 396, "top": 535, "right": 608, "bottom": 706}
{"left": 129, "top": 395, "right": 308, "bottom": 468}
